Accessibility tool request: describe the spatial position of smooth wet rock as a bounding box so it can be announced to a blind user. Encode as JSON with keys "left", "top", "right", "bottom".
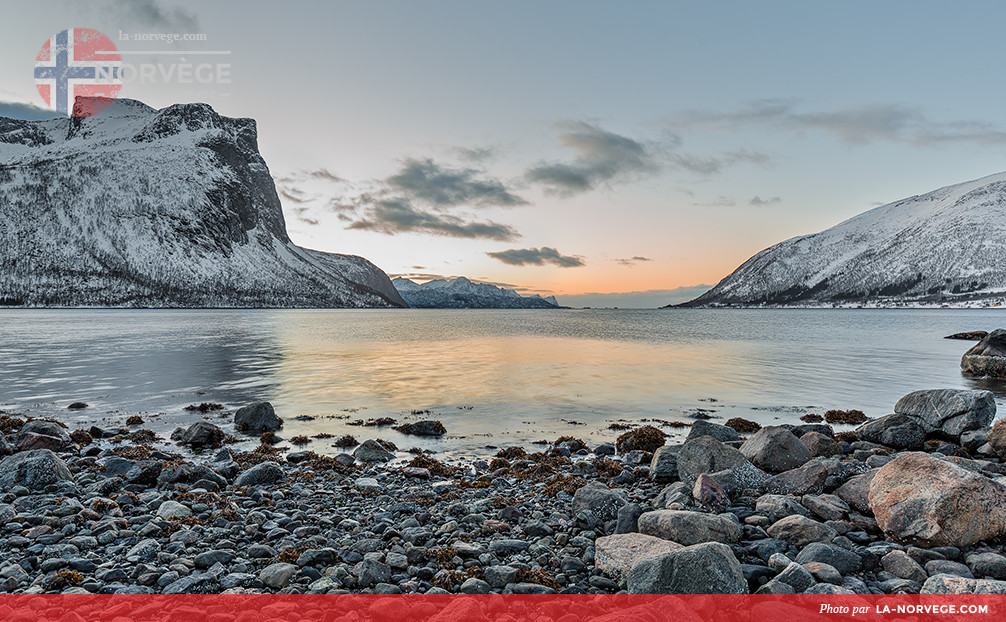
{"left": 234, "top": 461, "right": 285, "bottom": 487}
{"left": 394, "top": 420, "right": 446, "bottom": 437}
{"left": 627, "top": 542, "right": 747, "bottom": 594}
{"left": 740, "top": 426, "right": 812, "bottom": 473}
{"left": 882, "top": 550, "right": 928, "bottom": 583}
{"left": 764, "top": 460, "right": 829, "bottom": 495}
{"left": 0, "top": 449, "right": 73, "bottom": 492}
{"left": 692, "top": 473, "right": 728, "bottom": 510}
{"left": 259, "top": 563, "right": 297, "bottom": 589}
{"left": 795, "top": 542, "right": 862, "bottom": 575}
{"left": 961, "top": 329, "right": 1006, "bottom": 378}
{"left": 801, "top": 494, "right": 850, "bottom": 522}
{"left": 967, "top": 552, "right": 1006, "bottom": 580}
{"left": 855, "top": 413, "right": 926, "bottom": 450}
{"left": 800, "top": 431, "right": 842, "bottom": 457}
{"left": 686, "top": 420, "right": 739, "bottom": 443}
{"left": 572, "top": 481, "right": 626, "bottom": 522}
{"left": 649, "top": 446, "right": 679, "bottom": 483}
{"left": 774, "top": 561, "right": 815, "bottom": 592}
{"left": 925, "top": 560, "right": 973, "bottom": 579}
{"left": 156, "top": 500, "right": 192, "bottom": 519}
{"left": 16, "top": 421, "right": 71, "bottom": 451}
{"left": 894, "top": 388, "right": 995, "bottom": 441}
{"left": 235, "top": 402, "right": 282, "bottom": 433}
{"left": 615, "top": 502, "right": 644, "bottom": 534}
{"left": 176, "top": 421, "right": 226, "bottom": 448}
{"left": 638, "top": 510, "right": 741, "bottom": 545}
{"left": 756, "top": 495, "right": 811, "bottom": 524}
{"left": 595, "top": 533, "right": 683, "bottom": 581}
{"left": 353, "top": 439, "right": 394, "bottom": 462}
{"left": 766, "top": 515, "right": 837, "bottom": 547}
{"left": 676, "top": 435, "right": 761, "bottom": 486}
{"left": 834, "top": 470, "right": 877, "bottom": 514}
{"left": 869, "top": 452, "right": 1006, "bottom": 547}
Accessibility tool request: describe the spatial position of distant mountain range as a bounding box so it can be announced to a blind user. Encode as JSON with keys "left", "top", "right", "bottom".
{"left": 680, "top": 172, "right": 1006, "bottom": 307}
{"left": 0, "top": 97, "right": 405, "bottom": 308}
{"left": 393, "top": 277, "right": 561, "bottom": 308}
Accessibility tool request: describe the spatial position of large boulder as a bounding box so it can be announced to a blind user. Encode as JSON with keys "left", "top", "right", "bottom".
{"left": 739, "top": 427, "right": 811, "bottom": 473}
{"left": 16, "top": 421, "right": 71, "bottom": 452}
{"left": 961, "top": 329, "right": 1006, "bottom": 378}
{"left": 677, "top": 435, "right": 764, "bottom": 487}
{"left": 985, "top": 419, "right": 1006, "bottom": 459}
{"left": 234, "top": 402, "right": 282, "bottom": 434}
{"left": 894, "top": 389, "right": 995, "bottom": 441}
{"left": 686, "top": 420, "right": 739, "bottom": 443}
{"left": 353, "top": 439, "right": 394, "bottom": 462}
{"left": 764, "top": 460, "right": 829, "bottom": 495}
{"left": 649, "top": 445, "right": 680, "bottom": 483}
{"left": 234, "top": 461, "right": 285, "bottom": 487}
{"left": 572, "top": 482, "right": 627, "bottom": 522}
{"left": 0, "top": 450, "right": 73, "bottom": 491}
{"left": 834, "top": 470, "right": 877, "bottom": 514}
{"left": 175, "top": 421, "right": 226, "bottom": 448}
{"left": 854, "top": 413, "right": 925, "bottom": 450}
{"left": 766, "top": 514, "right": 837, "bottom": 547}
{"left": 637, "top": 510, "right": 741, "bottom": 546}
{"left": 869, "top": 452, "right": 1006, "bottom": 547}
{"left": 627, "top": 542, "right": 747, "bottom": 594}
{"left": 595, "top": 533, "right": 682, "bottom": 580}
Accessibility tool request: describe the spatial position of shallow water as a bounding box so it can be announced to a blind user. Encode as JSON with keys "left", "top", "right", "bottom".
{"left": 2, "top": 308, "right": 1005, "bottom": 458}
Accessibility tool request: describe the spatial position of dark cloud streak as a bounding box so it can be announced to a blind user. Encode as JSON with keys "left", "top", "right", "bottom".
{"left": 487, "top": 247, "right": 585, "bottom": 268}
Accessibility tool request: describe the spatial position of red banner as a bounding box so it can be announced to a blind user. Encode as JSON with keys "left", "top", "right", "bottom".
{"left": 0, "top": 595, "right": 1002, "bottom": 622}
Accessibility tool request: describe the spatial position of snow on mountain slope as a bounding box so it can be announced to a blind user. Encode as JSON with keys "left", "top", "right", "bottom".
{"left": 682, "top": 171, "right": 1006, "bottom": 307}
{"left": 393, "top": 277, "right": 560, "bottom": 308}
{"left": 0, "top": 98, "right": 405, "bottom": 308}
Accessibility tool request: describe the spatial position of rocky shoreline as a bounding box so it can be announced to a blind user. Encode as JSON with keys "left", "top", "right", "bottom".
{"left": 4, "top": 386, "right": 1006, "bottom": 595}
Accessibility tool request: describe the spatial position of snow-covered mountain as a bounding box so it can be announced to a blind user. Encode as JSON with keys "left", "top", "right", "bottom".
{"left": 393, "top": 277, "right": 560, "bottom": 308}
{"left": 681, "top": 172, "right": 1006, "bottom": 307}
{"left": 0, "top": 97, "right": 405, "bottom": 308}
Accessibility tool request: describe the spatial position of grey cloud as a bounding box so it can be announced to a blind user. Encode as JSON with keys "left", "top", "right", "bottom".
{"left": 99, "top": 0, "right": 200, "bottom": 30}
{"left": 670, "top": 149, "right": 771, "bottom": 176}
{"left": 486, "top": 247, "right": 585, "bottom": 268}
{"left": 278, "top": 156, "right": 527, "bottom": 239}
{"left": 671, "top": 99, "right": 1006, "bottom": 146}
{"left": 0, "top": 101, "right": 60, "bottom": 121}
{"left": 388, "top": 158, "right": 527, "bottom": 207}
{"left": 453, "top": 146, "right": 496, "bottom": 162}
{"left": 308, "top": 169, "right": 343, "bottom": 182}
{"left": 750, "top": 196, "right": 782, "bottom": 206}
{"left": 615, "top": 256, "right": 651, "bottom": 266}
{"left": 693, "top": 196, "right": 736, "bottom": 207}
{"left": 526, "top": 122, "right": 660, "bottom": 197}
{"left": 348, "top": 198, "right": 518, "bottom": 241}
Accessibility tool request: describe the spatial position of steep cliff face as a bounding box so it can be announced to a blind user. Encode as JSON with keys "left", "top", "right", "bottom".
{"left": 0, "top": 97, "right": 405, "bottom": 308}
{"left": 682, "top": 172, "right": 1006, "bottom": 307}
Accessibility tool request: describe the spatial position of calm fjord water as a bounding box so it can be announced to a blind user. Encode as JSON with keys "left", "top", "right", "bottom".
{"left": 2, "top": 308, "right": 1005, "bottom": 457}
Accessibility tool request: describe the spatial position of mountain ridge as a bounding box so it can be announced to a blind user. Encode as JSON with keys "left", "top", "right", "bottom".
{"left": 0, "top": 97, "right": 405, "bottom": 308}
{"left": 393, "top": 276, "right": 561, "bottom": 308}
{"left": 679, "top": 171, "right": 1006, "bottom": 308}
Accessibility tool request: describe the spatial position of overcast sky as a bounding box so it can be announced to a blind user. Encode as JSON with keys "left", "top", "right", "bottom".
{"left": 7, "top": 1, "right": 1006, "bottom": 306}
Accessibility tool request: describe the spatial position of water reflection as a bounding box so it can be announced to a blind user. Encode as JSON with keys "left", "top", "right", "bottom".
{"left": 2, "top": 308, "right": 1006, "bottom": 456}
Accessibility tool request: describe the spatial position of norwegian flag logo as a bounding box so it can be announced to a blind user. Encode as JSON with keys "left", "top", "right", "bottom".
{"left": 34, "top": 28, "right": 122, "bottom": 117}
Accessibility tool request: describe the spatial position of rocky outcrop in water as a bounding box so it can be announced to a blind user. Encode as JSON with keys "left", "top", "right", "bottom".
{"left": 961, "top": 329, "right": 1006, "bottom": 378}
